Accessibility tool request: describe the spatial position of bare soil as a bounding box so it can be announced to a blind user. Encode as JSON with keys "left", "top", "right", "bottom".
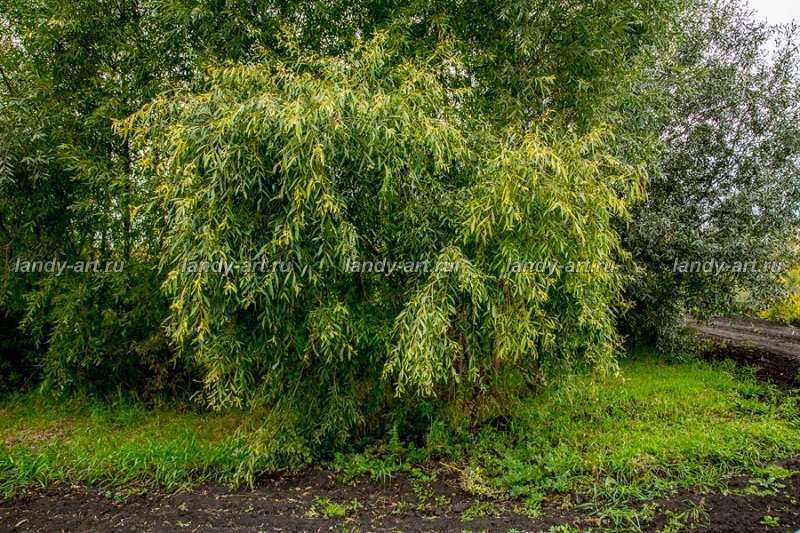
{"left": 0, "top": 470, "right": 575, "bottom": 532}
{"left": 3, "top": 464, "right": 800, "bottom": 532}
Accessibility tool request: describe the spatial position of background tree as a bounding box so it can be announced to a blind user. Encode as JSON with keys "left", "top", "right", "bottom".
{"left": 0, "top": 0, "right": 189, "bottom": 395}
{"left": 125, "top": 0, "right": 680, "bottom": 456}
{"left": 624, "top": 0, "right": 800, "bottom": 348}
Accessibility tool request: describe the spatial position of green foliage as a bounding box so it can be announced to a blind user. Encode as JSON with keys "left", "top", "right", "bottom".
{"left": 762, "top": 266, "right": 800, "bottom": 325}
{"left": 461, "top": 501, "right": 500, "bottom": 521}
{"left": 743, "top": 464, "right": 793, "bottom": 496}
{"left": 0, "top": 394, "right": 248, "bottom": 497}
{"left": 457, "top": 357, "right": 800, "bottom": 504}
{"left": 760, "top": 514, "right": 781, "bottom": 528}
{"left": 0, "top": 0, "right": 691, "bottom": 440}
{"left": 0, "top": 0, "right": 190, "bottom": 396}
{"left": 310, "top": 497, "right": 362, "bottom": 519}
{"left": 10, "top": 0, "right": 789, "bottom": 462}
{"left": 625, "top": 0, "right": 800, "bottom": 346}
{"left": 120, "top": 22, "right": 655, "bottom": 442}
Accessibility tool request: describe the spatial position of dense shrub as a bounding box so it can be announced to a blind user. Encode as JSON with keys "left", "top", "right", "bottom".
{"left": 124, "top": 34, "right": 647, "bottom": 441}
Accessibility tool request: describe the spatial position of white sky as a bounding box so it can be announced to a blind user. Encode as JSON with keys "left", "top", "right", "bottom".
{"left": 749, "top": 0, "right": 800, "bottom": 24}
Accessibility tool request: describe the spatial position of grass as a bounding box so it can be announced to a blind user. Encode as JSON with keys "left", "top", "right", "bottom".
{"left": 334, "top": 355, "right": 800, "bottom": 506}
{"left": 0, "top": 397, "right": 250, "bottom": 496}
{"left": 1, "top": 353, "right": 799, "bottom": 510}
{"left": 464, "top": 357, "right": 800, "bottom": 506}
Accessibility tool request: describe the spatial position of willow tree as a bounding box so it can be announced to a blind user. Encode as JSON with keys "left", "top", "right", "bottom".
{"left": 3, "top": 0, "right": 682, "bottom": 462}
{"left": 125, "top": 20, "right": 654, "bottom": 453}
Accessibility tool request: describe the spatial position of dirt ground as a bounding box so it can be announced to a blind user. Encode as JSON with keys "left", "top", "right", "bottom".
{"left": 2, "top": 462, "right": 800, "bottom": 532}
{"left": 3, "top": 317, "right": 800, "bottom": 532}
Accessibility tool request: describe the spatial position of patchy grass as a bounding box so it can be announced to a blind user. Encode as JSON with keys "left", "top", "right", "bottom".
{"left": 1, "top": 353, "right": 799, "bottom": 510}
{"left": 456, "top": 356, "right": 800, "bottom": 507}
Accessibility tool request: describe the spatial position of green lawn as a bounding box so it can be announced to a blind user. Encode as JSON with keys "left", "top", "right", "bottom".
{"left": 2, "top": 354, "right": 799, "bottom": 509}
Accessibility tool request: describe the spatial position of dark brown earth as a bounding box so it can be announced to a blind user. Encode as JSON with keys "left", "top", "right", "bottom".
{"left": 3, "top": 318, "right": 800, "bottom": 532}
{"left": 650, "top": 456, "right": 800, "bottom": 533}
{"left": 3, "top": 463, "right": 800, "bottom": 532}
{"left": 0, "top": 470, "right": 577, "bottom": 532}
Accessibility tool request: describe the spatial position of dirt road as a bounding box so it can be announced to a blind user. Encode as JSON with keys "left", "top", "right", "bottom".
{"left": 692, "top": 316, "right": 800, "bottom": 387}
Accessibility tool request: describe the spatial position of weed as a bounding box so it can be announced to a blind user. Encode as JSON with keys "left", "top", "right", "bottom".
{"left": 658, "top": 500, "right": 707, "bottom": 533}
{"left": 514, "top": 492, "right": 543, "bottom": 519}
{"left": 391, "top": 500, "right": 412, "bottom": 515}
{"left": 410, "top": 466, "right": 437, "bottom": 507}
{"left": 743, "top": 465, "right": 793, "bottom": 496}
{"left": 461, "top": 502, "right": 501, "bottom": 521}
{"left": 103, "top": 486, "right": 147, "bottom": 503}
{"left": 310, "top": 497, "right": 362, "bottom": 520}
{"left": 760, "top": 514, "right": 780, "bottom": 527}
{"left": 600, "top": 502, "right": 659, "bottom": 530}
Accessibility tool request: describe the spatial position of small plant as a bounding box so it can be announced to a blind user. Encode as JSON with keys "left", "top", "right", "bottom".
{"left": 459, "top": 466, "right": 503, "bottom": 498}
{"left": 310, "top": 497, "right": 362, "bottom": 520}
{"left": 434, "top": 494, "right": 450, "bottom": 506}
{"left": 600, "top": 503, "right": 659, "bottom": 530}
{"left": 315, "top": 498, "right": 349, "bottom": 519}
{"left": 519, "top": 494, "right": 543, "bottom": 519}
{"left": 461, "top": 502, "right": 501, "bottom": 521}
{"left": 391, "top": 500, "right": 412, "bottom": 515}
{"left": 760, "top": 514, "right": 780, "bottom": 527}
{"left": 104, "top": 487, "right": 146, "bottom": 503}
{"left": 410, "top": 467, "right": 438, "bottom": 508}
{"left": 745, "top": 465, "right": 793, "bottom": 496}
{"left": 546, "top": 525, "right": 580, "bottom": 533}
{"left": 659, "top": 501, "right": 707, "bottom": 533}
{"left": 330, "top": 433, "right": 419, "bottom": 484}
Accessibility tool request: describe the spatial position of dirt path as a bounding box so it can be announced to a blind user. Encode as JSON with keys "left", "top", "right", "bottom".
{"left": 693, "top": 317, "right": 800, "bottom": 358}
{"left": 692, "top": 317, "right": 800, "bottom": 387}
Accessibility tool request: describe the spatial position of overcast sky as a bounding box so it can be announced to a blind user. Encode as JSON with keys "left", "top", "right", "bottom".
{"left": 749, "top": 0, "right": 800, "bottom": 24}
